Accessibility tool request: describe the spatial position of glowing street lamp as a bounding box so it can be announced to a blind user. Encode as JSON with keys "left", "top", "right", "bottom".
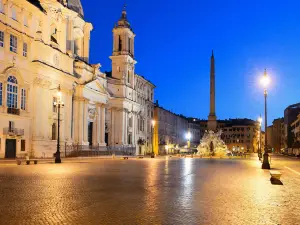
{"left": 260, "top": 69, "right": 270, "bottom": 169}
{"left": 53, "top": 85, "right": 64, "bottom": 164}
{"left": 186, "top": 132, "right": 192, "bottom": 148}
{"left": 151, "top": 119, "right": 156, "bottom": 158}
{"left": 151, "top": 120, "right": 156, "bottom": 127}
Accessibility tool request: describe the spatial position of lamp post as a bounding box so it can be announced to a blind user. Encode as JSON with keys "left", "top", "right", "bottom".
{"left": 186, "top": 131, "right": 192, "bottom": 149}
{"left": 258, "top": 115, "right": 262, "bottom": 159}
{"left": 260, "top": 69, "right": 270, "bottom": 169}
{"left": 53, "top": 85, "right": 64, "bottom": 164}
{"left": 151, "top": 120, "right": 156, "bottom": 158}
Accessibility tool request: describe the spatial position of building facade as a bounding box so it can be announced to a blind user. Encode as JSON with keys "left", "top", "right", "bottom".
{"left": 187, "top": 118, "right": 201, "bottom": 147}
{"left": 269, "top": 118, "right": 285, "bottom": 153}
{"left": 0, "top": 0, "right": 108, "bottom": 158}
{"left": 153, "top": 103, "right": 188, "bottom": 154}
{"left": 284, "top": 103, "right": 300, "bottom": 148}
{"left": 220, "top": 119, "right": 260, "bottom": 153}
{"left": 291, "top": 114, "right": 300, "bottom": 148}
{"left": 105, "top": 8, "right": 155, "bottom": 155}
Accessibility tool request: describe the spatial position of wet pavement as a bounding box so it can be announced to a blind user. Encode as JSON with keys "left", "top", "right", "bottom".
{"left": 0, "top": 156, "right": 300, "bottom": 225}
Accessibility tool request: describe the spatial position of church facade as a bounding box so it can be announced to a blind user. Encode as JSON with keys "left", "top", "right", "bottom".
{"left": 0, "top": 0, "right": 108, "bottom": 158}
{"left": 105, "top": 8, "right": 155, "bottom": 155}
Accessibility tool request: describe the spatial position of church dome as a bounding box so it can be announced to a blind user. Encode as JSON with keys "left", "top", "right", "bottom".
{"left": 65, "top": 0, "right": 84, "bottom": 18}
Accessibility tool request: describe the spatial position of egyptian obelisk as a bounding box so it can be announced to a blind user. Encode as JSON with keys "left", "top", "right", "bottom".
{"left": 207, "top": 51, "right": 217, "bottom": 131}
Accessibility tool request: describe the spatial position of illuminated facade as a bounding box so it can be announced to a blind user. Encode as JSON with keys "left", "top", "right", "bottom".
{"left": 220, "top": 119, "right": 260, "bottom": 153}
{"left": 153, "top": 103, "right": 188, "bottom": 154}
{"left": 105, "top": 8, "right": 155, "bottom": 155}
{"left": 291, "top": 114, "right": 300, "bottom": 147}
{"left": 0, "top": 0, "right": 108, "bottom": 158}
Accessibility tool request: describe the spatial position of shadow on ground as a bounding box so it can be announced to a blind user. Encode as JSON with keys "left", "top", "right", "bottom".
{"left": 270, "top": 178, "right": 283, "bottom": 185}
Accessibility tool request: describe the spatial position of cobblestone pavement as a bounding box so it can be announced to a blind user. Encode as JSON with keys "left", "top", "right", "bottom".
{"left": 0, "top": 155, "right": 299, "bottom": 225}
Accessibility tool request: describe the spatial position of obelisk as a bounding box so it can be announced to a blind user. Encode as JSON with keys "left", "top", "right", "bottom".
{"left": 207, "top": 50, "right": 217, "bottom": 131}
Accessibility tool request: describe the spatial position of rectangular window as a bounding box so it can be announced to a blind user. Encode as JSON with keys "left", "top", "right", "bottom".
{"left": 7, "top": 83, "right": 18, "bottom": 108}
{"left": 128, "top": 133, "right": 132, "bottom": 145}
{"left": 0, "top": 31, "right": 3, "bottom": 47}
{"left": 21, "top": 140, "right": 26, "bottom": 151}
{"left": 11, "top": 8, "right": 16, "bottom": 20}
{"left": 24, "top": 16, "right": 28, "bottom": 27}
{"left": 0, "top": 0, "right": 4, "bottom": 13}
{"left": 9, "top": 121, "right": 14, "bottom": 131}
{"left": 53, "top": 97, "right": 57, "bottom": 113}
{"left": 129, "top": 117, "right": 132, "bottom": 128}
{"left": 52, "top": 123, "right": 56, "bottom": 140}
{"left": 10, "top": 34, "right": 17, "bottom": 53}
{"left": 0, "top": 83, "right": 2, "bottom": 106}
{"left": 128, "top": 38, "right": 131, "bottom": 53}
{"left": 21, "top": 89, "right": 26, "bottom": 110}
{"left": 23, "top": 43, "right": 27, "bottom": 57}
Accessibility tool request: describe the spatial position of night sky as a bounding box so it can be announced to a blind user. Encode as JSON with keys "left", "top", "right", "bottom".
{"left": 82, "top": 0, "right": 300, "bottom": 125}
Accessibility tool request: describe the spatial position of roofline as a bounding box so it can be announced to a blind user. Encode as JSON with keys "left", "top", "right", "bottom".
{"left": 135, "top": 74, "right": 156, "bottom": 88}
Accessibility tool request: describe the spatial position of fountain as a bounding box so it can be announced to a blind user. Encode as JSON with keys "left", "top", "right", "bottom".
{"left": 195, "top": 52, "right": 229, "bottom": 157}
{"left": 197, "top": 130, "right": 228, "bottom": 157}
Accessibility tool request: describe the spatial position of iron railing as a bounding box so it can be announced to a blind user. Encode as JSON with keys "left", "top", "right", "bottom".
{"left": 7, "top": 108, "right": 20, "bottom": 115}
{"left": 3, "top": 127, "right": 24, "bottom": 136}
{"left": 62, "top": 144, "right": 136, "bottom": 158}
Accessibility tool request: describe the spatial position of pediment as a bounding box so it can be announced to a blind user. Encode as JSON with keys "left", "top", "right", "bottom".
{"left": 85, "top": 79, "right": 107, "bottom": 95}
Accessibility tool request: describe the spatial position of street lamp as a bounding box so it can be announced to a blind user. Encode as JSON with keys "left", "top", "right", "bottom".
{"left": 260, "top": 69, "right": 270, "bottom": 169}
{"left": 186, "top": 131, "right": 192, "bottom": 149}
{"left": 151, "top": 119, "right": 156, "bottom": 158}
{"left": 258, "top": 115, "right": 262, "bottom": 159}
{"left": 53, "top": 85, "right": 64, "bottom": 164}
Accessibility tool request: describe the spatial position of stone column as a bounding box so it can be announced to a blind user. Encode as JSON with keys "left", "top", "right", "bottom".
{"left": 75, "top": 38, "right": 83, "bottom": 58}
{"left": 92, "top": 116, "right": 97, "bottom": 146}
{"left": 96, "top": 104, "right": 101, "bottom": 145}
{"left": 83, "top": 99, "right": 89, "bottom": 143}
{"left": 111, "top": 109, "right": 115, "bottom": 145}
{"left": 124, "top": 110, "right": 128, "bottom": 144}
{"left": 73, "top": 94, "right": 85, "bottom": 144}
{"left": 2, "top": 81, "right": 7, "bottom": 113}
{"left": 132, "top": 113, "right": 136, "bottom": 145}
{"left": 83, "top": 23, "right": 93, "bottom": 62}
{"left": 100, "top": 106, "right": 106, "bottom": 144}
{"left": 72, "top": 97, "right": 79, "bottom": 143}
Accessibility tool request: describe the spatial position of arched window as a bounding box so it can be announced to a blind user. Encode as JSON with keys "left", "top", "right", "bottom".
{"left": 7, "top": 76, "right": 18, "bottom": 108}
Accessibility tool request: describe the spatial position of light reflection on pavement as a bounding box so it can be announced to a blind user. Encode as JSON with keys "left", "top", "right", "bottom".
{"left": 0, "top": 156, "right": 299, "bottom": 225}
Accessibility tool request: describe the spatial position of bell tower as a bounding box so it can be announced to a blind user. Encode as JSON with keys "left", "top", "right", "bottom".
{"left": 110, "top": 6, "right": 136, "bottom": 85}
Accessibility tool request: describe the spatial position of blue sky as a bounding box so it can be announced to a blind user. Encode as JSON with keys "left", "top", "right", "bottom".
{"left": 82, "top": 0, "right": 300, "bottom": 125}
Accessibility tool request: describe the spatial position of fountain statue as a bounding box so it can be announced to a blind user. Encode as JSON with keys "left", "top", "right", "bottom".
{"left": 195, "top": 52, "right": 229, "bottom": 157}
{"left": 197, "top": 130, "right": 228, "bottom": 157}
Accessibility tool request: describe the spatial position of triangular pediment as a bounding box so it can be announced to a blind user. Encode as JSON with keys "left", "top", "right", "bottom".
{"left": 85, "top": 79, "right": 108, "bottom": 95}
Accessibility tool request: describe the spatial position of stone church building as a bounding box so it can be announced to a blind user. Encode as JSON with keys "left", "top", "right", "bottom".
{"left": 105, "top": 7, "right": 155, "bottom": 155}
{"left": 0, "top": 0, "right": 153, "bottom": 158}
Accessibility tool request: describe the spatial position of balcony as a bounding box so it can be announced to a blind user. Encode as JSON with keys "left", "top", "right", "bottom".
{"left": 3, "top": 128, "right": 24, "bottom": 136}
{"left": 7, "top": 108, "right": 20, "bottom": 115}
